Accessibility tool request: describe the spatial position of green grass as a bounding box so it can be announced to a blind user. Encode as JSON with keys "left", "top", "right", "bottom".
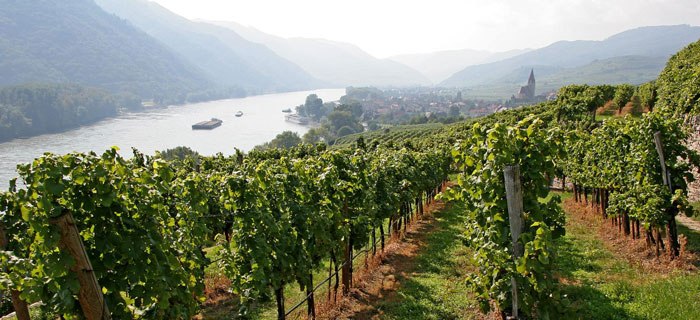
{"left": 373, "top": 201, "right": 480, "bottom": 320}
{"left": 554, "top": 196, "right": 700, "bottom": 320}
{"left": 198, "top": 191, "right": 700, "bottom": 319}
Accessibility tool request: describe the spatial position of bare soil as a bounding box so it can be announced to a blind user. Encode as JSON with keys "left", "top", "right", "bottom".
{"left": 562, "top": 198, "right": 698, "bottom": 274}
{"left": 319, "top": 202, "right": 446, "bottom": 319}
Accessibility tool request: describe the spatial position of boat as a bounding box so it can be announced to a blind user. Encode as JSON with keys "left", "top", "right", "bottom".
{"left": 192, "top": 118, "right": 223, "bottom": 130}
{"left": 282, "top": 108, "right": 292, "bottom": 113}
{"left": 235, "top": 111, "right": 243, "bottom": 117}
{"left": 285, "top": 114, "right": 309, "bottom": 125}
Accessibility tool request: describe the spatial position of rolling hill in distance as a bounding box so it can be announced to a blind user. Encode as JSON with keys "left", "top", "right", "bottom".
{"left": 1, "top": 0, "right": 699, "bottom": 102}
{"left": 207, "top": 20, "right": 431, "bottom": 87}
{"left": 459, "top": 56, "right": 670, "bottom": 100}
{"left": 440, "top": 25, "right": 700, "bottom": 90}
{"left": 94, "top": 0, "right": 321, "bottom": 92}
{"left": 389, "top": 48, "right": 531, "bottom": 83}
{"left": 0, "top": 0, "right": 211, "bottom": 98}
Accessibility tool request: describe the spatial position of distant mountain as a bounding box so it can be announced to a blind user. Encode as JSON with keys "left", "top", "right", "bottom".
{"left": 457, "top": 56, "right": 669, "bottom": 100}
{"left": 209, "top": 21, "right": 431, "bottom": 87}
{"left": 537, "top": 55, "right": 667, "bottom": 90}
{"left": 0, "top": 83, "right": 119, "bottom": 142}
{"left": 441, "top": 25, "right": 700, "bottom": 89}
{"left": 95, "top": 0, "right": 321, "bottom": 92}
{"left": 0, "top": 0, "right": 211, "bottom": 98}
{"left": 389, "top": 48, "right": 530, "bottom": 83}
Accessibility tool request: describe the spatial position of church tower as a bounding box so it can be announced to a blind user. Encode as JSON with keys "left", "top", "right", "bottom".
{"left": 527, "top": 69, "right": 536, "bottom": 99}
{"left": 515, "top": 69, "right": 537, "bottom": 100}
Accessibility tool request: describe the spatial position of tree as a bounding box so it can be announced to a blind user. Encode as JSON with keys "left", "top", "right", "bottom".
{"left": 259, "top": 131, "right": 302, "bottom": 150}
{"left": 297, "top": 94, "right": 324, "bottom": 120}
{"left": 158, "top": 146, "right": 200, "bottom": 161}
{"left": 0, "top": 84, "right": 119, "bottom": 142}
{"left": 336, "top": 126, "right": 356, "bottom": 137}
{"left": 341, "top": 87, "right": 383, "bottom": 103}
{"left": 449, "top": 105, "right": 461, "bottom": 117}
{"left": 637, "top": 81, "right": 657, "bottom": 112}
{"left": 303, "top": 127, "right": 332, "bottom": 144}
{"left": 336, "top": 102, "right": 363, "bottom": 119}
{"left": 367, "top": 121, "right": 380, "bottom": 131}
{"left": 612, "top": 84, "right": 635, "bottom": 114}
{"left": 326, "top": 110, "right": 362, "bottom": 136}
{"left": 409, "top": 114, "right": 428, "bottom": 125}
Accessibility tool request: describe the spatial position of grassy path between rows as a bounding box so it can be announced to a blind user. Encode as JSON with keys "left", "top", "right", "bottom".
{"left": 197, "top": 198, "right": 479, "bottom": 320}
{"left": 325, "top": 193, "right": 700, "bottom": 320}
{"left": 555, "top": 195, "right": 700, "bottom": 320}
{"left": 8, "top": 192, "right": 699, "bottom": 319}
{"left": 329, "top": 201, "right": 483, "bottom": 319}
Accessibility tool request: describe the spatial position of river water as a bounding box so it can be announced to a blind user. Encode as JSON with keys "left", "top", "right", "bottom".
{"left": 0, "top": 88, "right": 345, "bottom": 189}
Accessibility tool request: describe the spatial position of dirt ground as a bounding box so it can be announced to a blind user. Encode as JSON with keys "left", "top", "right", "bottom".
{"left": 318, "top": 202, "right": 445, "bottom": 320}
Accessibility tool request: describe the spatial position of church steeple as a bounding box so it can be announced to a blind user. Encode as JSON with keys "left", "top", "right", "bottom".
{"left": 527, "top": 69, "right": 536, "bottom": 98}
{"left": 514, "top": 68, "right": 536, "bottom": 101}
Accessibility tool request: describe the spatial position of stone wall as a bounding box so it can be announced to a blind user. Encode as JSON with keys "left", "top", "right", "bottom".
{"left": 685, "top": 115, "right": 700, "bottom": 202}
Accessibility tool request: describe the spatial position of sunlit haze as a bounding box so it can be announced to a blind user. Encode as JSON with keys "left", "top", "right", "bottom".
{"left": 149, "top": 0, "right": 700, "bottom": 57}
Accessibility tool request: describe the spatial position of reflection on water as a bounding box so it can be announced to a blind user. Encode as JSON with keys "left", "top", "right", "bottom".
{"left": 0, "top": 88, "right": 344, "bottom": 189}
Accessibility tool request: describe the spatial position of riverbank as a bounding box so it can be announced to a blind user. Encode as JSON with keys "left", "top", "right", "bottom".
{"left": 0, "top": 88, "right": 345, "bottom": 189}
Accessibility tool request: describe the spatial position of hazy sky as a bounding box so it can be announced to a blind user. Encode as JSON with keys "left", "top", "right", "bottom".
{"left": 150, "top": 0, "right": 700, "bottom": 58}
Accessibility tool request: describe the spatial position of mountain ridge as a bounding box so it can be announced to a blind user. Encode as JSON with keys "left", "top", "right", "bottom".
{"left": 208, "top": 20, "right": 431, "bottom": 87}
{"left": 95, "top": 0, "right": 322, "bottom": 92}
{"left": 389, "top": 48, "right": 531, "bottom": 83}
{"left": 440, "top": 25, "right": 700, "bottom": 88}
{"left": 0, "top": 0, "right": 212, "bottom": 99}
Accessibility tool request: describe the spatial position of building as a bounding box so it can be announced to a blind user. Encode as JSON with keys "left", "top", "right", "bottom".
{"left": 516, "top": 69, "right": 536, "bottom": 100}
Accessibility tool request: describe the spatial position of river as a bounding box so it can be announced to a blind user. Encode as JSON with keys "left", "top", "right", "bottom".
{"left": 0, "top": 88, "right": 345, "bottom": 189}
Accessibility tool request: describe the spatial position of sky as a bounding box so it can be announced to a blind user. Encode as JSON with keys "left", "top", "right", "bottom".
{"left": 149, "top": 0, "right": 700, "bottom": 58}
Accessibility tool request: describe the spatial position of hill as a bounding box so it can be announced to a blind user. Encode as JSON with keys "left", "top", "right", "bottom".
{"left": 0, "top": 0, "right": 211, "bottom": 99}
{"left": 462, "top": 56, "right": 668, "bottom": 99}
{"left": 95, "top": 0, "right": 321, "bottom": 92}
{"left": 209, "top": 20, "right": 431, "bottom": 87}
{"left": 537, "top": 55, "right": 667, "bottom": 90}
{"left": 440, "top": 25, "right": 700, "bottom": 92}
{"left": 0, "top": 83, "right": 119, "bottom": 142}
{"left": 389, "top": 48, "right": 530, "bottom": 83}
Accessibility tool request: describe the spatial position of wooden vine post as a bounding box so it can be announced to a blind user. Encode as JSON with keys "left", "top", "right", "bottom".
{"left": 341, "top": 201, "right": 352, "bottom": 295}
{"left": 51, "top": 212, "right": 111, "bottom": 320}
{"left": 504, "top": 165, "right": 524, "bottom": 320}
{"left": 0, "top": 223, "right": 30, "bottom": 320}
{"left": 653, "top": 131, "right": 680, "bottom": 257}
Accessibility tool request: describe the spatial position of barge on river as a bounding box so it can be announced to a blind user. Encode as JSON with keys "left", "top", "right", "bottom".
{"left": 192, "top": 118, "right": 223, "bottom": 130}
{"left": 285, "top": 114, "right": 309, "bottom": 125}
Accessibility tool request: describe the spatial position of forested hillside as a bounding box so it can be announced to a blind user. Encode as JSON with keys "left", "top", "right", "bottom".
{"left": 95, "top": 0, "right": 322, "bottom": 92}
{"left": 0, "top": 0, "right": 211, "bottom": 99}
{"left": 462, "top": 56, "right": 668, "bottom": 99}
{"left": 441, "top": 25, "right": 700, "bottom": 89}
{"left": 0, "top": 84, "right": 119, "bottom": 142}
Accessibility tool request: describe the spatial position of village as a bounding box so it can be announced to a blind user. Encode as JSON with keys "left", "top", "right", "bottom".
{"left": 338, "top": 70, "right": 556, "bottom": 125}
